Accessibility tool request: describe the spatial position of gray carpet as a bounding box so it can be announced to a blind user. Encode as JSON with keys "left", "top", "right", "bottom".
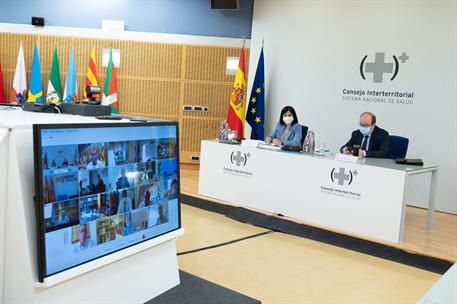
{"left": 146, "top": 270, "right": 261, "bottom": 304}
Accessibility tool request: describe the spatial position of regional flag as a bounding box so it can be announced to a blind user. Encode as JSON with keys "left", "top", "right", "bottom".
{"left": 0, "top": 62, "right": 5, "bottom": 102}
{"left": 46, "top": 47, "right": 63, "bottom": 105}
{"left": 101, "top": 49, "right": 119, "bottom": 114}
{"left": 27, "top": 43, "right": 43, "bottom": 103}
{"left": 84, "top": 47, "right": 99, "bottom": 100}
{"left": 246, "top": 47, "right": 265, "bottom": 140}
{"left": 63, "top": 48, "right": 78, "bottom": 103}
{"left": 10, "top": 42, "right": 27, "bottom": 104}
{"left": 226, "top": 43, "right": 246, "bottom": 138}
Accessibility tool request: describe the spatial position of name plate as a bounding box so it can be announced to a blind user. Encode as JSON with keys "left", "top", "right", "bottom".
{"left": 335, "top": 153, "right": 359, "bottom": 163}
{"left": 241, "top": 139, "right": 263, "bottom": 148}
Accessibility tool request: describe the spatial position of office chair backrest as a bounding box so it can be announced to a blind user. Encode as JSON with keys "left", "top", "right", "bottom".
{"left": 388, "top": 135, "right": 409, "bottom": 159}
{"left": 300, "top": 125, "right": 309, "bottom": 146}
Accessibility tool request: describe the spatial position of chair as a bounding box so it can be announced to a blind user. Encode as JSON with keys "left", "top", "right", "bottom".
{"left": 300, "top": 125, "right": 309, "bottom": 146}
{"left": 388, "top": 135, "right": 409, "bottom": 159}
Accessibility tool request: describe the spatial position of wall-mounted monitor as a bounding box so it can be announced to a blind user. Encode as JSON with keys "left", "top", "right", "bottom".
{"left": 33, "top": 122, "right": 180, "bottom": 282}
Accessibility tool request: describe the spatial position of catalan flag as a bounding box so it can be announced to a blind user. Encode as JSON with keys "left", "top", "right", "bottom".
{"left": 226, "top": 42, "right": 246, "bottom": 138}
{"left": 84, "top": 47, "right": 99, "bottom": 100}
{"left": 246, "top": 47, "right": 265, "bottom": 140}
{"left": 27, "top": 43, "right": 43, "bottom": 103}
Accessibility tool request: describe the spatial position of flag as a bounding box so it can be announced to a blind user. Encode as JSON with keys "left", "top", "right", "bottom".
{"left": 27, "top": 43, "right": 43, "bottom": 103}
{"left": 46, "top": 47, "right": 63, "bottom": 105}
{"left": 246, "top": 47, "right": 265, "bottom": 140}
{"left": 226, "top": 43, "right": 247, "bottom": 138}
{"left": 63, "top": 48, "right": 78, "bottom": 103}
{"left": 84, "top": 47, "right": 99, "bottom": 100}
{"left": 102, "top": 49, "right": 119, "bottom": 113}
{"left": 10, "top": 42, "right": 27, "bottom": 103}
{"left": 0, "top": 63, "right": 5, "bottom": 102}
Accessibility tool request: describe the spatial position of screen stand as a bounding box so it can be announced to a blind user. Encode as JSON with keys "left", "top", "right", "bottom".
{"left": 1, "top": 128, "right": 183, "bottom": 303}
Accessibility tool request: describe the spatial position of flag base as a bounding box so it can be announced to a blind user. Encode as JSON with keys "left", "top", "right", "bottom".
{"left": 23, "top": 102, "right": 58, "bottom": 114}
{"left": 61, "top": 103, "right": 111, "bottom": 117}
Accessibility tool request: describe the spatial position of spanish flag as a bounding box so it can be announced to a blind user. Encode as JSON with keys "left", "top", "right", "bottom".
{"left": 84, "top": 47, "right": 99, "bottom": 100}
{"left": 227, "top": 42, "right": 246, "bottom": 138}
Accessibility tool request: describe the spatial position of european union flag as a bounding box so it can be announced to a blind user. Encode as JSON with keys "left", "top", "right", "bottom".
{"left": 246, "top": 47, "right": 265, "bottom": 140}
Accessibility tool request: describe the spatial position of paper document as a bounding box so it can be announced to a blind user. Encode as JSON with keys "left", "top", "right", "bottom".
{"left": 257, "top": 143, "right": 282, "bottom": 151}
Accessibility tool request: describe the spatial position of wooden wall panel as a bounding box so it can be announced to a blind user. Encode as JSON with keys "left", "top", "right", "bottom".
{"left": 183, "top": 82, "right": 232, "bottom": 118}
{"left": 117, "top": 79, "right": 180, "bottom": 116}
{"left": 0, "top": 32, "right": 249, "bottom": 163}
{"left": 1, "top": 70, "right": 15, "bottom": 100}
{"left": 0, "top": 33, "right": 35, "bottom": 70}
{"left": 115, "top": 40, "right": 182, "bottom": 79}
{"left": 181, "top": 118, "right": 219, "bottom": 152}
{"left": 39, "top": 35, "right": 75, "bottom": 74}
{"left": 185, "top": 45, "right": 249, "bottom": 82}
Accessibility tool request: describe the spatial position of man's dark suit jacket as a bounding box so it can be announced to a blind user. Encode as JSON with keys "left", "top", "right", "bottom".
{"left": 340, "top": 125, "right": 390, "bottom": 158}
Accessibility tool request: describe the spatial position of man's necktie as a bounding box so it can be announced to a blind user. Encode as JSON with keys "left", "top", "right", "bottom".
{"left": 361, "top": 135, "right": 369, "bottom": 151}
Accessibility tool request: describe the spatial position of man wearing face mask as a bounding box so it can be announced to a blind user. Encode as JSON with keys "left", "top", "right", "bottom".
{"left": 340, "top": 112, "right": 389, "bottom": 158}
{"left": 265, "top": 105, "right": 302, "bottom": 146}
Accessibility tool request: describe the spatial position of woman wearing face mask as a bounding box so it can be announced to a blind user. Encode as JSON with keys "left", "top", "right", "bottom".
{"left": 265, "top": 106, "right": 302, "bottom": 146}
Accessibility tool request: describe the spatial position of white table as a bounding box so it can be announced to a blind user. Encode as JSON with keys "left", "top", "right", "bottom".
{"left": 199, "top": 140, "right": 438, "bottom": 244}
{"left": 418, "top": 263, "right": 457, "bottom": 304}
{"left": 0, "top": 107, "right": 183, "bottom": 303}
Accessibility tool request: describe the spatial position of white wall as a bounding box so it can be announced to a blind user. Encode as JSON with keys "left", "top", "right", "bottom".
{"left": 249, "top": 0, "right": 457, "bottom": 213}
{"left": 0, "top": 23, "right": 250, "bottom": 48}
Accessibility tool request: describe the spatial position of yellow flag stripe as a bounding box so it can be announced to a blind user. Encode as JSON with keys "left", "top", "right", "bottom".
{"left": 87, "top": 69, "right": 98, "bottom": 85}
{"left": 229, "top": 67, "right": 246, "bottom": 122}
{"left": 27, "top": 90, "right": 43, "bottom": 102}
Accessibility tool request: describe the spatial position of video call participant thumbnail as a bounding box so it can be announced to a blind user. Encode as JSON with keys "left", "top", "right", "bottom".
{"left": 107, "top": 164, "right": 137, "bottom": 192}
{"left": 74, "top": 223, "right": 95, "bottom": 252}
{"left": 44, "top": 199, "right": 80, "bottom": 232}
{"left": 43, "top": 172, "right": 79, "bottom": 203}
{"left": 42, "top": 145, "right": 78, "bottom": 172}
{"left": 117, "top": 189, "right": 134, "bottom": 214}
{"left": 79, "top": 168, "right": 108, "bottom": 196}
{"left": 137, "top": 140, "right": 157, "bottom": 163}
{"left": 107, "top": 141, "right": 138, "bottom": 166}
{"left": 79, "top": 143, "right": 107, "bottom": 170}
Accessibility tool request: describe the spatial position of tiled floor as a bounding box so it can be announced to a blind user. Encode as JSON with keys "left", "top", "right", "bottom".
{"left": 177, "top": 204, "right": 442, "bottom": 303}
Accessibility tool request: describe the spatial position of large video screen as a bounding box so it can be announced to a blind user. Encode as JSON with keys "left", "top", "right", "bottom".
{"left": 33, "top": 122, "right": 180, "bottom": 281}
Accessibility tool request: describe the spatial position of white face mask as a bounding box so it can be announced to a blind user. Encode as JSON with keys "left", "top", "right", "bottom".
{"left": 283, "top": 116, "right": 294, "bottom": 125}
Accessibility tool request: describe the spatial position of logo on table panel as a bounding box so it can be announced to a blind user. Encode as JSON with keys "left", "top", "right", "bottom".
{"left": 230, "top": 151, "right": 251, "bottom": 167}
{"left": 360, "top": 52, "right": 409, "bottom": 83}
{"left": 330, "top": 167, "right": 358, "bottom": 186}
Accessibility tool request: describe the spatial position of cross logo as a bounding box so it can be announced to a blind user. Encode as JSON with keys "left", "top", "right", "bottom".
{"left": 365, "top": 53, "right": 393, "bottom": 83}
{"left": 330, "top": 167, "right": 354, "bottom": 186}
{"left": 360, "top": 52, "right": 409, "bottom": 83}
{"left": 230, "top": 151, "right": 250, "bottom": 167}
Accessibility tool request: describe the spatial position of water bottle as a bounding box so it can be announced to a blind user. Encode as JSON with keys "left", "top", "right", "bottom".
{"left": 303, "top": 130, "right": 315, "bottom": 154}
{"left": 218, "top": 120, "right": 229, "bottom": 140}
